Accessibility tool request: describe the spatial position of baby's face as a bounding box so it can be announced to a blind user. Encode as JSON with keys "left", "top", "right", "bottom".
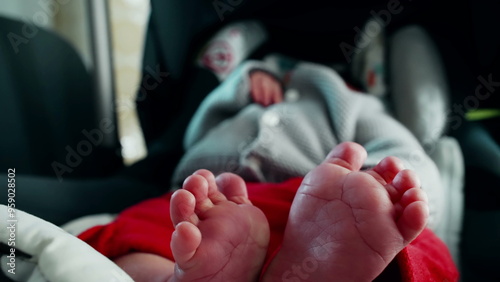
{"left": 249, "top": 71, "right": 283, "bottom": 107}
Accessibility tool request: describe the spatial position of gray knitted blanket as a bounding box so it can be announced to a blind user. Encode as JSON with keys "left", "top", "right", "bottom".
{"left": 172, "top": 60, "right": 444, "bottom": 229}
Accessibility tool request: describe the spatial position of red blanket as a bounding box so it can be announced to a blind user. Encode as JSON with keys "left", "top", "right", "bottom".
{"left": 78, "top": 178, "right": 459, "bottom": 281}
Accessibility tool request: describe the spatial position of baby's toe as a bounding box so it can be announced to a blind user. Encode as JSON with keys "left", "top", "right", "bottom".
{"left": 396, "top": 189, "right": 429, "bottom": 243}
{"left": 193, "top": 169, "right": 226, "bottom": 204}
{"left": 323, "top": 142, "right": 367, "bottom": 171}
{"left": 171, "top": 189, "right": 199, "bottom": 226}
{"left": 399, "top": 187, "right": 428, "bottom": 209}
{"left": 372, "top": 156, "right": 405, "bottom": 184}
{"left": 383, "top": 169, "right": 421, "bottom": 203}
{"left": 216, "top": 173, "right": 252, "bottom": 205}
{"left": 171, "top": 221, "right": 202, "bottom": 267}
{"left": 392, "top": 170, "right": 428, "bottom": 243}
{"left": 183, "top": 174, "right": 214, "bottom": 213}
{"left": 393, "top": 169, "right": 421, "bottom": 195}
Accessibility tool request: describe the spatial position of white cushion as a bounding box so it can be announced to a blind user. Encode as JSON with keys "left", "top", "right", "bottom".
{"left": 0, "top": 205, "right": 133, "bottom": 282}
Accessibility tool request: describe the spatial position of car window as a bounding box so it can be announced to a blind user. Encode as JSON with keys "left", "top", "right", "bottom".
{"left": 0, "top": 0, "right": 150, "bottom": 165}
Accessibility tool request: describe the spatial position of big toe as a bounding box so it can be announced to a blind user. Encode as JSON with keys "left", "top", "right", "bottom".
{"left": 299, "top": 142, "right": 367, "bottom": 200}
{"left": 216, "top": 173, "right": 252, "bottom": 205}
{"left": 323, "top": 142, "right": 367, "bottom": 171}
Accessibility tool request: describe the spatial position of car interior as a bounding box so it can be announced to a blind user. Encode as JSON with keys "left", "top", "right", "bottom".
{"left": 0, "top": 0, "right": 499, "bottom": 281}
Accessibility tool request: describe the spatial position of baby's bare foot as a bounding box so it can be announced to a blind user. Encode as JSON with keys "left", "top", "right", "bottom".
{"left": 169, "top": 170, "right": 270, "bottom": 282}
{"left": 263, "top": 142, "right": 429, "bottom": 282}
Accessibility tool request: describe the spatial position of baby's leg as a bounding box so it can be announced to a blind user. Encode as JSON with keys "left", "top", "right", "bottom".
{"left": 263, "top": 142, "right": 428, "bottom": 282}
{"left": 115, "top": 170, "right": 270, "bottom": 282}
{"left": 114, "top": 252, "right": 175, "bottom": 282}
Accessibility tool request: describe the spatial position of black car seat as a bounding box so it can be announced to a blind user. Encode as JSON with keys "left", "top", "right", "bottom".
{"left": 0, "top": 16, "right": 164, "bottom": 226}
{"left": 0, "top": 16, "right": 122, "bottom": 178}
